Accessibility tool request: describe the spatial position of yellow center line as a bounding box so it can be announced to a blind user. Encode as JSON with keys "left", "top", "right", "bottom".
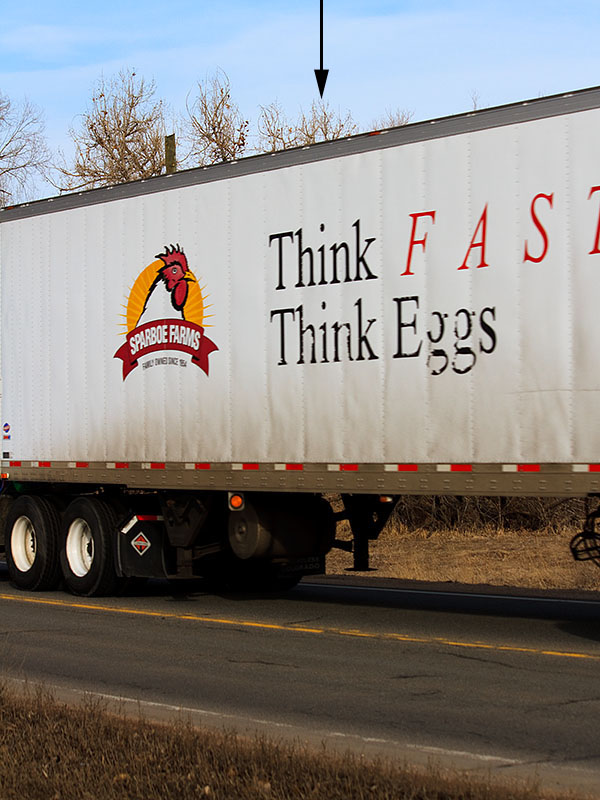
{"left": 0, "top": 591, "right": 597, "bottom": 662}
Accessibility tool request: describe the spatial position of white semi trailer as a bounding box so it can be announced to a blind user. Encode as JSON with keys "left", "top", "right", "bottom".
{"left": 2, "top": 86, "right": 600, "bottom": 596}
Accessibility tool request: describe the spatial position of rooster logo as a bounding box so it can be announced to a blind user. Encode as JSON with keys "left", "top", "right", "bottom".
{"left": 137, "top": 245, "right": 193, "bottom": 325}
{"left": 114, "top": 244, "right": 218, "bottom": 380}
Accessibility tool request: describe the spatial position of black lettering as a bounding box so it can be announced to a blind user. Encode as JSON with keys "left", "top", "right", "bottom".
{"left": 428, "top": 348, "right": 449, "bottom": 375}
{"left": 332, "top": 321, "right": 353, "bottom": 362}
{"left": 393, "top": 296, "right": 422, "bottom": 358}
{"left": 270, "top": 307, "right": 296, "bottom": 365}
{"left": 330, "top": 241, "right": 350, "bottom": 284}
{"left": 427, "top": 311, "right": 448, "bottom": 375}
{"left": 297, "top": 304, "right": 316, "bottom": 364}
{"left": 319, "top": 300, "right": 328, "bottom": 362}
{"left": 354, "top": 298, "right": 378, "bottom": 360}
{"left": 452, "top": 308, "right": 476, "bottom": 374}
{"left": 269, "top": 231, "right": 294, "bottom": 290}
{"left": 296, "top": 228, "right": 315, "bottom": 287}
{"left": 427, "top": 311, "right": 445, "bottom": 344}
{"left": 479, "top": 307, "right": 497, "bottom": 353}
{"left": 353, "top": 219, "right": 377, "bottom": 281}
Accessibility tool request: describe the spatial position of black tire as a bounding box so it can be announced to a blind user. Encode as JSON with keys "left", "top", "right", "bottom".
{"left": 60, "top": 497, "right": 120, "bottom": 597}
{"left": 5, "top": 495, "right": 61, "bottom": 591}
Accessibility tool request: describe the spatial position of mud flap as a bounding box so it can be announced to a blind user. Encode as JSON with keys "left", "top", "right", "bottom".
{"left": 117, "top": 515, "right": 168, "bottom": 578}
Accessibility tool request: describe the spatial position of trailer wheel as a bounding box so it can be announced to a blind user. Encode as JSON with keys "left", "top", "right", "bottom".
{"left": 60, "top": 498, "right": 120, "bottom": 597}
{"left": 5, "top": 495, "right": 61, "bottom": 591}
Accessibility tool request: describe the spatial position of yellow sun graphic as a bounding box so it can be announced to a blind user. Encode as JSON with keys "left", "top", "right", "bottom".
{"left": 118, "top": 259, "right": 214, "bottom": 334}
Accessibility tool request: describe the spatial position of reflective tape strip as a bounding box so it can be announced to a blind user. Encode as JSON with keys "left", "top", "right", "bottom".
{"left": 9, "top": 460, "right": 600, "bottom": 476}
{"left": 121, "top": 517, "right": 138, "bottom": 535}
{"left": 121, "top": 514, "right": 164, "bottom": 535}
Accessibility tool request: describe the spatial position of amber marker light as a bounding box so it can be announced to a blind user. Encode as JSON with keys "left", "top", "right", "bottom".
{"left": 228, "top": 492, "right": 245, "bottom": 511}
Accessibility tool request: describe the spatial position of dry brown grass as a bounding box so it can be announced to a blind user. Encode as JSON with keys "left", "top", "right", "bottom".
{"left": 327, "top": 496, "right": 600, "bottom": 592}
{"left": 0, "top": 685, "right": 581, "bottom": 800}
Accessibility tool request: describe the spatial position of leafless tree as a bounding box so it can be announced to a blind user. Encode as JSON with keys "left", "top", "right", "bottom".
{"left": 297, "top": 100, "right": 357, "bottom": 145}
{"left": 257, "top": 100, "right": 357, "bottom": 152}
{"left": 55, "top": 68, "right": 167, "bottom": 191}
{"left": 470, "top": 90, "right": 480, "bottom": 111}
{"left": 0, "top": 92, "right": 48, "bottom": 205}
{"left": 371, "top": 107, "right": 414, "bottom": 130}
{"left": 256, "top": 101, "right": 298, "bottom": 152}
{"left": 183, "top": 70, "right": 249, "bottom": 166}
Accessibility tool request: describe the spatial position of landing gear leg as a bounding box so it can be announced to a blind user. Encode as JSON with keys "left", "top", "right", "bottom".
{"left": 340, "top": 494, "right": 398, "bottom": 571}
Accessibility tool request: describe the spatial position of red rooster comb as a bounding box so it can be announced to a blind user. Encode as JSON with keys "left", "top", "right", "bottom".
{"left": 156, "top": 244, "right": 189, "bottom": 273}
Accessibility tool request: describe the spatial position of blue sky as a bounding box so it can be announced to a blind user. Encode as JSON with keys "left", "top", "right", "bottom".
{"left": 2, "top": 1, "right": 600, "bottom": 197}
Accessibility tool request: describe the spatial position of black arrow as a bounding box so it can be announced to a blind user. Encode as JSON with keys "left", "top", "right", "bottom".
{"left": 314, "top": 0, "right": 328, "bottom": 97}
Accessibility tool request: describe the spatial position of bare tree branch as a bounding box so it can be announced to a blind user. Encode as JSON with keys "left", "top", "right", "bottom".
{"left": 296, "top": 101, "right": 357, "bottom": 145}
{"left": 257, "top": 100, "right": 357, "bottom": 153}
{"left": 183, "top": 70, "right": 249, "bottom": 166}
{"left": 0, "top": 92, "right": 48, "bottom": 204}
{"left": 371, "top": 107, "right": 414, "bottom": 130}
{"left": 256, "top": 101, "right": 298, "bottom": 152}
{"left": 54, "top": 68, "right": 166, "bottom": 191}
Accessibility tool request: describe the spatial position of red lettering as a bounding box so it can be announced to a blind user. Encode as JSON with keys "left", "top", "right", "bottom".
{"left": 589, "top": 186, "right": 600, "bottom": 255}
{"left": 523, "top": 192, "right": 553, "bottom": 263}
{"left": 403, "top": 211, "right": 436, "bottom": 276}
{"left": 458, "top": 205, "right": 489, "bottom": 270}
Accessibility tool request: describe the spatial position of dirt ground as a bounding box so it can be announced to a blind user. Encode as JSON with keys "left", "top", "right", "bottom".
{"left": 325, "top": 499, "right": 600, "bottom": 592}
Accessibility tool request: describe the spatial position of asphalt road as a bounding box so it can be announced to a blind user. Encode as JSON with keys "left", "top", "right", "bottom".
{"left": 1, "top": 569, "right": 600, "bottom": 795}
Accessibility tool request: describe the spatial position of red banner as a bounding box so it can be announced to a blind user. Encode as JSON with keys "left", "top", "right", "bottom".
{"left": 114, "top": 319, "right": 218, "bottom": 380}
